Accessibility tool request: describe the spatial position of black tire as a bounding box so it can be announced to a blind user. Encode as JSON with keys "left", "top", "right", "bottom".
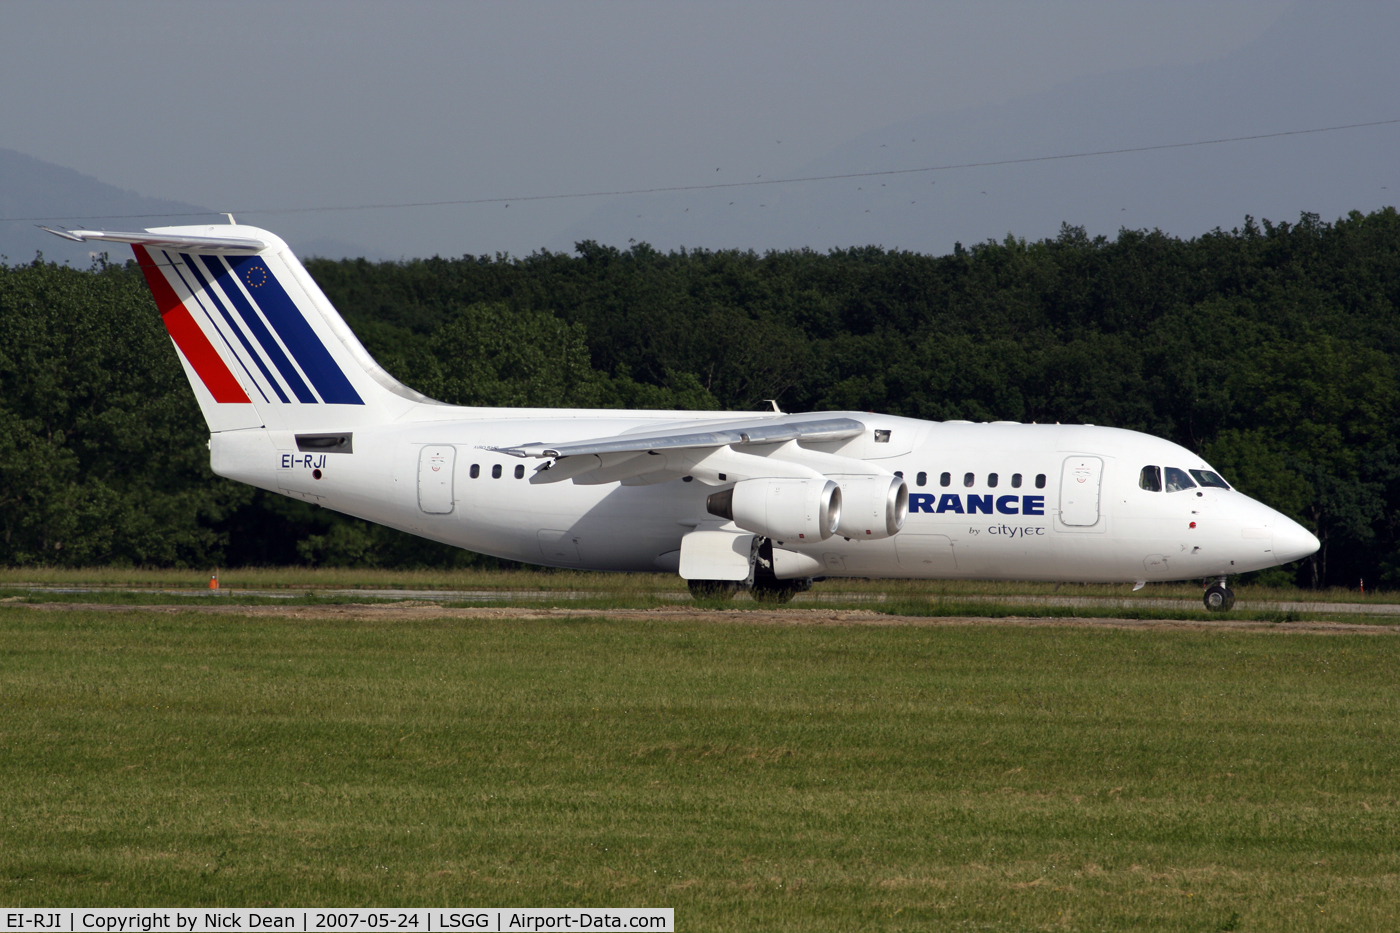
{"left": 1203, "top": 583, "right": 1235, "bottom": 612}
{"left": 751, "top": 582, "right": 799, "bottom": 603}
{"left": 688, "top": 579, "right": 739, "bottom": 601}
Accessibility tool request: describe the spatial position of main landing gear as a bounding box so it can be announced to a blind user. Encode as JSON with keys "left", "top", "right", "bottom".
{"left": 749, "top": 537, "right": 812, "bottom": 603}
{"left": 687, "top": 576, "right": 811, "bottom": 603}
{"left": 1203, "top": 576, "right": 1236, "bottom": 612}
{"left": 687, "top": 538, "right": 814, "bottom": 603}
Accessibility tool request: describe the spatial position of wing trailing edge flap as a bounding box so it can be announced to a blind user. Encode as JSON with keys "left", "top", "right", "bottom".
{"left": 515, "top": 416, "right": 884, "bottom": 487}
{"left": 503, "top": 415, "right": 865, "bottom": 460}
{"left": 526, "top": 451, "right": 641, "bottom": 485}
{"left": 531, "top": 439, "right": 891, "bottom": 487}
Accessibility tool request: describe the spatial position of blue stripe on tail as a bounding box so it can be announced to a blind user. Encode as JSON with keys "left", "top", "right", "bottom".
{"left": 163, "top": 252, "right": 271, "bottom": 404}
{"left": 201, "top": 255, "right": 318, "bottom": 404}
{"left": 227, "top": 256, "right": 364, "bottom": 406}
{"left": 182, "top": 254, "right": 287, "bottom": 404}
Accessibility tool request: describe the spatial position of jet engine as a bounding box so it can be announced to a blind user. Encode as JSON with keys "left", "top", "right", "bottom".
{"left": 706, "top": 477, "right": 841, "bottom": 541}
{"left": 835, "top": 475, "right": 908, "bottom": 539}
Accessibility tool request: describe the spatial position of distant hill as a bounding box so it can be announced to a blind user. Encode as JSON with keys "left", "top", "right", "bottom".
{"left": 0, "top": 149, "right": 379, "bottom": 266}
{"left": 0, "top": 148, "right": 215, "bottom": 266}
{"left": 552, "top": 0, "right": 1400, "bottom": 254}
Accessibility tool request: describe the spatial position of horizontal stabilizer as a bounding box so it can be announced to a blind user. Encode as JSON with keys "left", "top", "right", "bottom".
{"left": 42, "top": 223, "right": 434, "bottom": 433}
{"left": 44, "top": 228, "right": 268, "bottom": 252}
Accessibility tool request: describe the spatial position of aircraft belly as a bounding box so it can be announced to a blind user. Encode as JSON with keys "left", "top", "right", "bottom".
{"left": 457, "top": 496, "right": 692, "bottom": 572}
{"left": 893, "top": 534, "right": 957, "bottom": 575}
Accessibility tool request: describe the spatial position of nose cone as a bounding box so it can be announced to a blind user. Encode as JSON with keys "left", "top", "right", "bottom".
{"left": 1274, "top": 516, "right": 1321, "bottom": 563}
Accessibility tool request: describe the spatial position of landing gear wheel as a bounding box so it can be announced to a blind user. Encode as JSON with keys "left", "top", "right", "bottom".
{"left": 1203, "top": 583, "right": 1235, "bottom": 612}
{"left": 688, "top": 579, "right": 739, "bottom": 601}
{"left": 746, "top": 538, "right": 812, "bottom": 604}
{"left": 751, "top": 582, "right": 800, "bottom": 603}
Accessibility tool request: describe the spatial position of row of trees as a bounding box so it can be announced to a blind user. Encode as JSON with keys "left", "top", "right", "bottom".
{"left": 3, "top": 208, "right": 1398, "bottom": 586}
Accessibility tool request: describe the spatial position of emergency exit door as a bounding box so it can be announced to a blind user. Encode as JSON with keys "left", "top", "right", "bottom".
{"left": 1059, "top": 456, "right": 1102, "bottom": 526}
{"left": 418, "top": 446, "right": 456, "bottom": 514}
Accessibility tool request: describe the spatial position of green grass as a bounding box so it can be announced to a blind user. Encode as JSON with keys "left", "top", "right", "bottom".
{"left": 866, "top": 597, "right": 1364, "bottom": 626}
{"left": 1, "top": 586, "right": 1384, "bottom": 627}
{"left": 1, "top": 565, "right": 1393, "bottom": 605}
{"left": 2, "top": 607, "right": 1398, "bottom": 929}
{"left": 0, "top": 589, "right": 408, "bottom": 608}
{"left": 0, "top": 565, "right": 655, "bottom": 592}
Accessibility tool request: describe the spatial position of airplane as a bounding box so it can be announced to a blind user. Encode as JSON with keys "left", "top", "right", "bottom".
{"left": 46, "top": 223, "right": 1319, "bottom": 611}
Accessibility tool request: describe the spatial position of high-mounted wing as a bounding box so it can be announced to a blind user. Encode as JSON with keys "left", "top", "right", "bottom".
{"left": 496, "top": 415, "right": 865, "bottom": 460}
{"left": 495, "top": 413, "right": 907, "bottom": 543}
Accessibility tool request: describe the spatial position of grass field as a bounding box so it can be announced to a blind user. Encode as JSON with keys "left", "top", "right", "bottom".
{"left": 2, "top": 604, "right": 1398, "bottom": 929}
{"left": 0, "top": 588, "right": 1381, "bottom": 627}
{"left": 1, "top": 564, "right": 1393, "bottom": 629}
{"left": 0, "top": 564, "right": 1393, "bottom": 607}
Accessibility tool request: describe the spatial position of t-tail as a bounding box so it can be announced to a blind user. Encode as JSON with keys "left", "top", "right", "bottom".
{"left": 46, "top": 224, "right": 437, "bottom": 433}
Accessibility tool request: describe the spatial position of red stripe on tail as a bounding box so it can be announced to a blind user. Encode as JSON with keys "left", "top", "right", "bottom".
{"left": 133, "top": 245, "right": 250, "bottom": 404}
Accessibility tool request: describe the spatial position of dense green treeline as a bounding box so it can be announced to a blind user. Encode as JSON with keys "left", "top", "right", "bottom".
{"left": 4, "top": 208, "right": 1399, "bottom": 585}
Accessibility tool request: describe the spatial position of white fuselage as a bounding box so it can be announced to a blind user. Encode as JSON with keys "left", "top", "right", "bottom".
{"left": 49, "top": 222, "right": 1316, "bottom": 586}
{"left": 210, "top": 410, "right": 1317, "bottom": 583}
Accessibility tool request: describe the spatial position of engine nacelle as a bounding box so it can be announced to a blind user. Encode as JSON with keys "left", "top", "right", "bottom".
{"left": 835, "top": 475, "right": 908, "bottom": 539}
{"left": 706, "top": 477, "right": 841, "bottom": 541}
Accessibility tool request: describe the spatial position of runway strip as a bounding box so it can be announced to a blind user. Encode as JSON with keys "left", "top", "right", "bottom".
{"left": 8, "top": 600, "right": 1397, "bottom": 635}
{"left": 14, "top": 586, "right": 1400, "bottom": 615}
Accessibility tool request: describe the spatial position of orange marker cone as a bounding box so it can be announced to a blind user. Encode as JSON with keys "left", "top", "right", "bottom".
{"left": 209, "top": 571, "right": 219, "bottom": 591}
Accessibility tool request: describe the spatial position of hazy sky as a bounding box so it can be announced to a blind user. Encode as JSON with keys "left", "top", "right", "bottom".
{"left": 0, "top": 1, "right": 1329, "bottom": 258}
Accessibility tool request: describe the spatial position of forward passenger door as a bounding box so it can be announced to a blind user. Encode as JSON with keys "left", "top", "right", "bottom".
{"left": 1058, "top": 456, "right": 1103, "bottom": 527}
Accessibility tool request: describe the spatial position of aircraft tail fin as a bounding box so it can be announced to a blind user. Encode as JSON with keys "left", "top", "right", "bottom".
{"left": 52, "top": 224, "right": 437, "bottom": 432}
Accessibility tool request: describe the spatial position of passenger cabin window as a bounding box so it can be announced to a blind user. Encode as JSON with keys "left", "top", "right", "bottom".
{"left": 470, "top": 464, "right": 480, "bottom": 479}
{"left": 940, "top": 472, "right": 951, "bottom": 487}
{"left": 1035, "top": 473, "right": 1046, "bottom": 489}
{"left": 916, "top": 472, "right": 927, "bottom": 487}
{"left": 988, "top": 473, "right": 999, "bottom": 488}
{"left": 1164, "top": 466, "right": 1196, "bottom": 492}
{"left": 1139, "top": 465, "right": 1162, "bottom": 492}
{"left": 963, "top": 472, "right": 975, "bottom": 488}
{"left": 514, "top": 464, "right": 525, "bottom": 479}
{"left": 1190, "top": 469, "right": 1230, "bottom": 490}
{"left": 491, "top": 464, "right": 502, "bottom": 479}
{"left": 1011, "top": 473, "right": 1022, "bottom": 488}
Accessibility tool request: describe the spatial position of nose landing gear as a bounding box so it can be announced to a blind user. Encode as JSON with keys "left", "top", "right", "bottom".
{"left": 1203, "top": 576, "right": 1235, "bottom": 612}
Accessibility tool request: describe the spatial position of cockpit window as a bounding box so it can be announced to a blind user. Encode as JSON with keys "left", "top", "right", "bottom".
{"left": 1164, "top": 466, "right": 1197, "bottom": 492}
{"left": 1139, "top": 465, "right": 1162, "bottom": 492}
{"left": 1190, "top": 469, "right": 1231, "bottom": 490}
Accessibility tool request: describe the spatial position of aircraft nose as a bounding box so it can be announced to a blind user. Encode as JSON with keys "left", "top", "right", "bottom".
{"left": 1274, "top": 516, "right": 1321, "bottom": 563}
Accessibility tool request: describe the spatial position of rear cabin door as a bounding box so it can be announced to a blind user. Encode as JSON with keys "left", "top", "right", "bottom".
{"left": 418, "top": 445, "right": 456, "bottom": 514}
{"left": 1059, "top": 456, "right": 1103, "bottom": 526}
